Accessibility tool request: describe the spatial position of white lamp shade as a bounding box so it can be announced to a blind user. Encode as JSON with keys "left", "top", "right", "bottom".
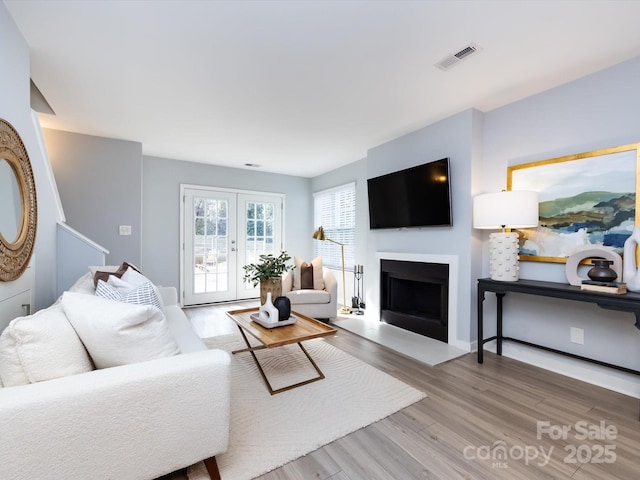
{"left": 473, "top": 190, "right": 539, "bottom": 229}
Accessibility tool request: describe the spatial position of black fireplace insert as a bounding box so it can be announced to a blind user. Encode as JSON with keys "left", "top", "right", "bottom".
{"left": 380, "top": 259, "right": 448, "bottom": 342}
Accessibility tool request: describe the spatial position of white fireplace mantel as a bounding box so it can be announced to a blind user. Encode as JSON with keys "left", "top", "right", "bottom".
{"left": 375, "top": 252, "right": 462, "bottom": 350}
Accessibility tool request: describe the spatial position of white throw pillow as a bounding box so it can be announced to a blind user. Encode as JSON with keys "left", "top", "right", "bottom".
{"left": 0, "top": 303, "right": 93, "bottom": 387}
{"left": 95, "top": 279, "right": 163, "bottom": 311}
{"left": 61, "top": 291, "right": 180, "bottom": 369}
{"left": 294, "top": 256, "right": 324, "bottom": 291}
{"left": 121, "top": 267, "right": 165, "bottom": 311}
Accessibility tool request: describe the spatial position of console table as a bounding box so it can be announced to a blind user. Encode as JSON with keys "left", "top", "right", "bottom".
{"left": 477, "top": 278, "right": 640, "bottom": 376}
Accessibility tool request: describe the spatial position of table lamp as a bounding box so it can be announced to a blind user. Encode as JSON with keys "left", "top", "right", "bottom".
{"left": 312, "top": 226, "right": 351, "bottom": 314}
{"left": 473, "top": 190, "right": 539, "bottom": 281}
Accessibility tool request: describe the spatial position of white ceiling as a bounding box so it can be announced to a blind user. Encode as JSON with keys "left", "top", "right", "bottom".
{"left": 6, "top": 0, "right": 640, "bottom": 177}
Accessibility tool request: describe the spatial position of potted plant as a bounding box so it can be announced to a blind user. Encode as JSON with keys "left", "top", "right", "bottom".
{"left": 242, "top": 251, "right": 293, "bottom": 304}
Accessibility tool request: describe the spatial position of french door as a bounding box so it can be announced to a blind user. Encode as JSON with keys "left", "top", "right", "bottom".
{"left": 181, "top": 186, "right": 283, "bottom": 306}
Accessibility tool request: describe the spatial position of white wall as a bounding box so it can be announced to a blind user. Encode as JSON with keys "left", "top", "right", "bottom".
{"left": 142, "top": 155, "right": 313, "bottom": 290}
{"left": 313, "top": 109, "right": 484, "bottom": 349}
{"left": 312, "top": 56, "right": 640, "bottom": 395}
{"left": 481, "top": 55, "right": 640, "bottom": 395}
{"left": 310, "top": 157, "right": 368, "bottom": 307}
{"left": 44, "top": 129, "right": 143, "bottom": 267}
{"left": 0, "top": 5, "right": 60, "bottom": 310}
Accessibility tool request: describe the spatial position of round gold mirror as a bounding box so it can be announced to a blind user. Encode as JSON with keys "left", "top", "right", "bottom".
{"left": 0, "top": 119, "right": 37, "bottom": 282}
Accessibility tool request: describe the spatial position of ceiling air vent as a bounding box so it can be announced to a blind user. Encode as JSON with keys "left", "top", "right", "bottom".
{"left": 435, "top": 43, "right": 480, "bottom": 71}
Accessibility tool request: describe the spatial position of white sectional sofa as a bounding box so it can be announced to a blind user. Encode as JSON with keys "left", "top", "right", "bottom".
{"left": 0, "top": 268, "right": 231, "bottom": 480}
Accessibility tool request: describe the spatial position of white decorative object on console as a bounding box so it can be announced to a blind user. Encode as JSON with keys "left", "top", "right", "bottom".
{"left": 623, "top": 226, "right": 640, "bottom": 292}
{"left": 565, "top": 246, "right": 622, "bottom": 286}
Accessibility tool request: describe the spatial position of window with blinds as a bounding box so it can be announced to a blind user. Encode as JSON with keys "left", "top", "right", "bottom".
{"left": 313, "top": 182, "right": 356, "bottom": 271}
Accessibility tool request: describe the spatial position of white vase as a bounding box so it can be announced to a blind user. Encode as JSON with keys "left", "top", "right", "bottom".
{"left": 259, "top": 292, "right": 279, "bottom": 325}
{"left": 623, "top": 226, "right": 640, "bottom": 292}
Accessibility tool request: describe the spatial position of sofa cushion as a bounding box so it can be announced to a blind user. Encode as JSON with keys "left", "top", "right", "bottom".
{"left": 0, "top": 303, "right": 93, "bottom": 387}
{"left": 68, "top": 271, "right": 97, "bottom": 295}
{"left": 95, "top": 279, "right": 163, "bottom": 311}
{"left": 286, "top": 289, "right": 331, "bottom": 305}
{"left": 61, "top": 292, "right": 180, "bottom": 369}
{"left": 293, "top": 256, "right": 324, "bottom": 290}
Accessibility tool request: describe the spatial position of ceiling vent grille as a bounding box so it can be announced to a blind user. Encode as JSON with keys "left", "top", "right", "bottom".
{"left": 435, "top": 43, "right": 480, "bottom": 71}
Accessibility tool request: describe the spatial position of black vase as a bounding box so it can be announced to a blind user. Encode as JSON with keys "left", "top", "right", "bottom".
{"left": 273, "top": 296, "right": 291, "bottom": 321}
{"left": 587, "top": 259, "right": 617, "bottom": 282}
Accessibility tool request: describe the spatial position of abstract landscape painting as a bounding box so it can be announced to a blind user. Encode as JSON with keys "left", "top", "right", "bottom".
{"left": 507, "top": 145, "right": 639, "bottom": 262}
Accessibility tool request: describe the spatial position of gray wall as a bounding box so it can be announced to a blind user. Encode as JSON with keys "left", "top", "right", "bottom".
{"left": 43, "top": 129, "right": 143, "bottom": 266}
{"left": 0, "top": 5, "right": 60, "bottom": 310}
{"left": 312, "top": 109, "right": 484, "bottom": 346}
{"left": 310, "top": 157, "right": 368, "bottom": 304}
{"left": 142, "top": 156, "right": 312, "bottom": 289}
{"left": 481, "top": 55, "right": 640, "bottom": 374}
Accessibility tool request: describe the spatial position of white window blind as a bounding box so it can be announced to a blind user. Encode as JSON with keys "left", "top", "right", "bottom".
{"left": 313, "top": 182, "right": 356, "bottom": 271}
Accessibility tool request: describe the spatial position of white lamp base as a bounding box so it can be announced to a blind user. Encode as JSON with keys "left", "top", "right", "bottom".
{"left": 489, "top": 232, "right": 520, "bottom": 282}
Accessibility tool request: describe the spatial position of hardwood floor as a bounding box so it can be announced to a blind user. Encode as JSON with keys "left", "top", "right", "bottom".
{"left": 167, "top": 307, "right": 640, "bottom": 480}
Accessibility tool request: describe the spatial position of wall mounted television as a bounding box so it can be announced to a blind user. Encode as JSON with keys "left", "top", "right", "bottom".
{"left": 367, "top": 158, "right": 452, "bottom": 229}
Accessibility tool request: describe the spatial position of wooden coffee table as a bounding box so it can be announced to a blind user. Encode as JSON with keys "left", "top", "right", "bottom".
{"left": 225, "top": 307, "right": 337, "bottom": 394}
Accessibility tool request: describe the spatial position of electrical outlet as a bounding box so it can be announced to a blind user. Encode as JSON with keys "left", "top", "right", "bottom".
{"left": 119, "top": 225, "right": 132, "bottom": 236}
{"left": 570, "top": 327, "right": 584, "bottom": 345}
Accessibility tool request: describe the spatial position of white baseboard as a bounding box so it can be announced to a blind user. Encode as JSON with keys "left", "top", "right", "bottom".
{"left": 483, "top": 340, "right": 640, "bottom": 399}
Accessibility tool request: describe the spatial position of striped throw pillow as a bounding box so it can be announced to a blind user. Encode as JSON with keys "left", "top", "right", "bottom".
{"left": 95, "top": 280, "right": 163, "bottom": 311}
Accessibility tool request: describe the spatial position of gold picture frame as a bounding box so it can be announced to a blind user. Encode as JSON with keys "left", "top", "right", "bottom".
{"left": 0, "top": 119, "right": 37, "bottom": 281}
{"left": 507, "top": 143, "right": 640, "bottom": 263}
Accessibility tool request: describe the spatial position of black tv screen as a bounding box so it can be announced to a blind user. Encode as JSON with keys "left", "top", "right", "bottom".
{"left": 367, "top": 158, "right": 452, "bottom": 229}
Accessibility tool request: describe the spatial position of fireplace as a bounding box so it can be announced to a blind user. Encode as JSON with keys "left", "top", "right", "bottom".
{"left": 380, "top": 259, "right": 449, "bottom": 342}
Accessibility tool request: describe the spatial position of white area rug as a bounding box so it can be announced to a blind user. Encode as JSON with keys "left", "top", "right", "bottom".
{"left": 187, "top": 333, "right": 426, "bottom": 480}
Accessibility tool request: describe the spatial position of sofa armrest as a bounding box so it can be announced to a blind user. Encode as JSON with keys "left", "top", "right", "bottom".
{"left": 158, "top": 285, "right": 178, "bottom": 306}
{"left": 0, "top": 349, "right": 231, "bottom": 480}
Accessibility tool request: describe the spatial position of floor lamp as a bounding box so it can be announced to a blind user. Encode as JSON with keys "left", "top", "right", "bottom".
{"left": 313, "top": 226, "right": 351, "bottom": 314}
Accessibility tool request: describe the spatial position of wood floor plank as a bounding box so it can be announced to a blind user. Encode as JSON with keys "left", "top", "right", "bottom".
{"left": 164, "top": 308, "right": 639, "bottom": 480}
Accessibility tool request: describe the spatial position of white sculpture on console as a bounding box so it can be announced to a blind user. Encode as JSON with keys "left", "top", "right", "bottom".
{"left": 623, "top": 226, "right": 640, "bottom": 292}
{"left": 259, "top": 292, "right": 279, "bottom": 326}
{"left": 564, "top": 245, "right": 622, "bottom": 286}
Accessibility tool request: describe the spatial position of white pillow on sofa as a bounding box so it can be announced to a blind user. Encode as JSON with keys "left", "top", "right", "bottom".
{"left": 121, "top": 267, "right": 165, "bottom": 310}
{"left": 0, "top": 303, "right": 93, "bottom": 387}
{"left": 61, "top": 292, "right": 180, "bottom": 369}
{"left": 95, "top": 279, "right": 163, "bottom": 311}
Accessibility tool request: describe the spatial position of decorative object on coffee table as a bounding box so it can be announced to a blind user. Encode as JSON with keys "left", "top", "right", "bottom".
{"left": 273, "top": 295, "right": 291, "bottom": 320}
{"left": 258, "top": 292, "right": 279, "bottom": 326}
{"left": 242, "top": 251, "right": 293, "bottom": 304}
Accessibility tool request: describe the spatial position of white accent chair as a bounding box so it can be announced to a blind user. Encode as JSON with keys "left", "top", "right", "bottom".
{"left": 282, "top": 268, "right": 338, "bottom": 320}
